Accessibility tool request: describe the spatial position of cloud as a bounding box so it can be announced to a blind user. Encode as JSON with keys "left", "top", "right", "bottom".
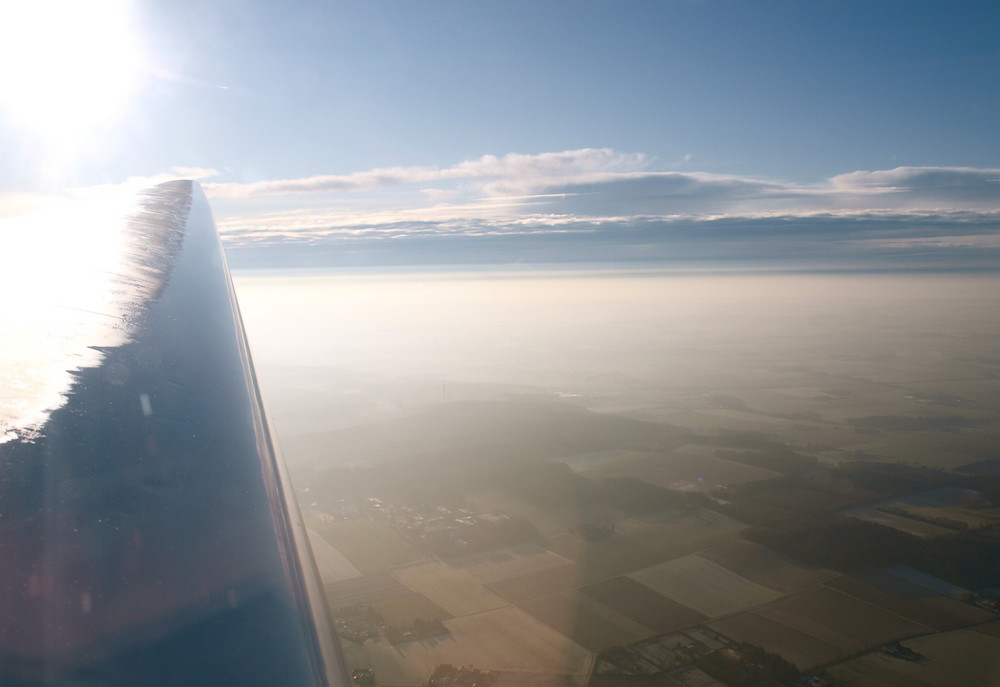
{"left": 498, "top": 172, "right": 789, "bottom": 215}
{"left": 221, "top": 210, "right": 1000, "bottom": 271}
{"left": 54, "top": 150, "right": 987, "bottom": 271}
{"left": 203, "top": 149, "right": 645, "bottom": 198}
{"left": 830, "top": 166, "right": 1000, "bottom": 206}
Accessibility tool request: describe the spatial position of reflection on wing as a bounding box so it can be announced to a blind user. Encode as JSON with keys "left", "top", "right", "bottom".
{"left": 0, "top": 182, "right": 347, "bottom": 686}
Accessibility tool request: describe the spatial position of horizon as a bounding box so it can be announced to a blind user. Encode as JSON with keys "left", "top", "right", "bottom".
{"left": 1, "top": 0, "right": 996, "bottom": 274}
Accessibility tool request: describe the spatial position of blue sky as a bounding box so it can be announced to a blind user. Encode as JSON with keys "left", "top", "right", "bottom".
{"left": 1, "top": 0, "right": 997, "bottom": 268}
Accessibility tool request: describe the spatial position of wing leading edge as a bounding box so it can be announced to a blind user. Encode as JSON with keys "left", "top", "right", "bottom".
{"left": 0, "top": 181, "right": 348, "bottom": 686}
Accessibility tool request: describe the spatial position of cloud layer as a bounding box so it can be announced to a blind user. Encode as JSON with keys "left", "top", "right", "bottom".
{"left": 199, "top": 150, "right": 999, "bottom": 269}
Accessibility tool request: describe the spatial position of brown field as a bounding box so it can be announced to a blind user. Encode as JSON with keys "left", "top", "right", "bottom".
{"left": 590, "top": 675, "right": 685, "bottom": 687}
{"left": 580, "top": 577, "right": 707, "bottom": 634}
{"left": 394, "top": 562, "right": 508, "bottom": 617}
{"left": 768, "top": 586, "right": 929, "bottom": 652}
{"left": 315, "top": 520, "right": 422, "bottom": 572}
{"left": 448, "top": 543, "right": 575, "bottom": 584}
{"left": 519, "top": 590, "right": 653, "bottom": 652}
{"left": 842, "top": 506, "right": 957, "bottom": 538}
{"left": 709, "top": 610, "right": 846, "bottom": 670}
{"left": 613, "top": 509, "right": 744, "bottom": 559}
{"left": 364, "top": 606, "right": 594, "bottom": 685}
{"left": 371, "top": 592, "right": 452, "bottom": 626}
{"left": 627, "top": 555, "right": 783, "bottom": 618}
{"left": 488, "top": 564, "right": 584, "bottom": 603}
{"left": 324, "top": 571, "right": 411, "bottom": 608}
{"left": 879, "top": 486, "right": 1000, "bottom": 530}
{"left": 546, "top": 534, "right": 665, "bottom": 582}
{"left": 826, "top": 574, "right": 995, "bottom": 630}
{"left": 669, "top": 666, "right": 726, "bottom": 687}
{"left": 696, "top": 540, "right": 837, "bottom": 594}
{"left": 543, "top": 509, "right": 743, "bottom": 585}
{"left": 306, "top": 527, "right": 362, "bottom": 583}
{"left": 827, "top": 623, "right": 1000, "bottom": 687}
{"left": 751, "top": 604, "right": 857, "bottom": 654}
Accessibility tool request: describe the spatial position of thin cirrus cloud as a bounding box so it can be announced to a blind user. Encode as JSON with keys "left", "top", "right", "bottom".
{"left": 202, "top": 149, "right": 999, "bottom": 270}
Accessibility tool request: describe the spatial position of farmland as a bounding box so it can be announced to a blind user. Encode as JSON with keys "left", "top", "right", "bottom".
{"left": 447, "top": 543, "right": 574, "bottom": 585}
{"left": 314, "top": 520, "right": 422, "bottom": 572}
{"left": 394, "top": 562, "right": 508, "bottom": 617}
{"left": 695, "top": 540, "right": 837, "bottom": 594}
{"left": 580, "top": 577, "right": 707, "bottom": 634}
{"left": 488, "top": 565, "right": 584, "bottom": 604}
{"left": 306, "top": 527, "right": 362, "bottom": 583}
{"left": 843, "top": 506, "right": 959, "bottom": 538}
{"left": 519, "top": 590, "right": 653, "bottom": 652}
{"left": 371, "top": 593, "right": 452, "bottom": 628}
{"left": 767, "top": 586, "right": 929, "bottom": 654}
{"left": 709, "top": 610, "right": 844, "bottom": 670}
{"left": 826, "top": 573, "right": 994, "bottom": 630}
{"left": 627, "top": 555, "right": 784, "bottom": 618}
{"left": 364, "top": 606, "right": 594, "bottom": 686}
{"left": 826, "top": 621, "right": 1000, "bottom": 687}
{"left": 324, "top": 572, "right": 412, "bottom": 608}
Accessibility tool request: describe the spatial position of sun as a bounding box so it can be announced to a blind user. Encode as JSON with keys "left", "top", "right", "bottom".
{"left": 0, "top": 0, "right": 145, "bottom": 160}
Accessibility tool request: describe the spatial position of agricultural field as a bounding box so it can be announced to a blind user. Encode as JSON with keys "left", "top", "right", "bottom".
{"left": 393, "top": 562, "right": 508, "bottom": 617}
{"left": 843, "top": 506, "right": 959, "bottom": 538}
{"left": 447, "top": 542, "right": 575, "bottom": 584}
{"left": 766, "top": 586, "right": 929, "bottom": 654}
{"left": 544, "top": 509, "right": 743, "bottom": 585}
{"left": 580, "top": 577, "right": 706, "bottom": 634}
{"left": 876, "top": 486, "right": 1000, "bottom": 530}
{"left": 305, "top": 527, "right": 362, "bottom": 583}
{"left": 546, "top": 533, "right": 665, "bottom": 583}
{"left": 487, "top": 564, "right": 584, "bottom": 604}
{"left": 627, "top": 555, "right": 784, "bottom": 618}
{"left": 695, "top": 540, "right": 837, "bottom": 594}
{"left": 519, "top": 590, "right": 654, "bottom": 652}
{"left": 363, "top": 606, "right": 594, "bottom": 686}
{"left": 324, "top": 571, "right": 412, "bottom": 608}
{"left": 826, "top": 622, "right": 1000, "bottom": 687}
{"left": 826, "top": 574, "right": 994, "bottom": 630}
{"left": 709, "top": 609, "right": 845, "bottom": 670}
{"left": 612, "top": 509, "right": 744, "bottom": 559}
{"left": 314, "top": 519, "right": 422, "bottom": 572}
{"left": 370, "top": 592, "right": 452, "bottom": 627}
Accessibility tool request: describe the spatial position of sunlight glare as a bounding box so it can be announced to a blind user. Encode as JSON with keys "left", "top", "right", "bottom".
{"left": 0, "top": 0, "right": 145, "bottom": 154}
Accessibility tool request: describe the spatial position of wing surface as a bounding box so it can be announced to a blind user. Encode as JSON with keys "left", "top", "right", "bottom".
{"left": 0, "top": 181, "right": 347, "bottom": 686}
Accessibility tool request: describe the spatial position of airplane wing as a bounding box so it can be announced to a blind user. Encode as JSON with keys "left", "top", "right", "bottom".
{"left": 0, "top": 181, "right": 348, "bottom": 686}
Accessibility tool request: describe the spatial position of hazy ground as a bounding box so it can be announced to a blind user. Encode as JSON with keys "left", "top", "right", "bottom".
{"left": 233, "top": 268, "right": 1000, "bottom": 474}
{"left": 231, "top": 267, "right": 1000, "bottom": 685}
